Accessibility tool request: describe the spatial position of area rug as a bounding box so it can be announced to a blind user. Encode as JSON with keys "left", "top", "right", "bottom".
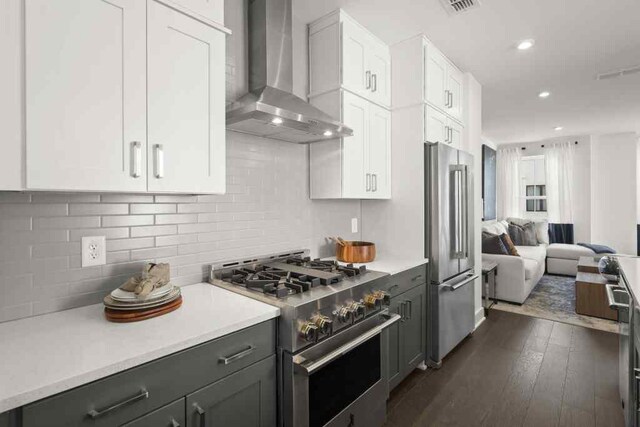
{"left": 491, "top": 274, "right": 619, "bottom": 333}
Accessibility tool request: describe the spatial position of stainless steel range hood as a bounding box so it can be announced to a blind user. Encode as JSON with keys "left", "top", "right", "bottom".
{"left": 226, "top": 0, "right": 353, "bottom": 143}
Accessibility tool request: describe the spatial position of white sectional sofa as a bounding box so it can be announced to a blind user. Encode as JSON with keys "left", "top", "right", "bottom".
{"left": 546, "top": 243, "right": 596, "bottom": 276}
{"left": 482, "top": 220, "right": 548, "bottom": 304}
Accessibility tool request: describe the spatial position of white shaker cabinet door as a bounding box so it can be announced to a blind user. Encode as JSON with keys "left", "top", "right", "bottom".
{"left": 447, "top": 65, "right": 464, "bottom": 122}
{"left": 367, "top": 104, "right": 391, "bottom": 199}
{"left": 147, "top": 1, "right": 226, "bottom": 194}
{"left": 341, "top": 20, "right": 370, "bottom": 99}
{"left": 25, "top": 0, "right": 147, "bottom": 191}
{"left": 448, "top": 119, "right": 463, "bottom": 150}
{"left": 368, "top": 46, "right": 391, "bottom": 108}
{"left": 424, "top": 45, "right": 448, "bottom": 112}
{"left": 341, "top": 91, "right": 369, "bottom": 198}
{"left": 425, "top": 105, "right": 448, "bottom": 145}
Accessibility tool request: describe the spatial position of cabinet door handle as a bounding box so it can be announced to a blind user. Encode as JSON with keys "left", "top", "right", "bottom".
{"left": 406, "top": 300, "right": 412, "bottom": 319}
{"left": 154, "top": 144, "right": 164, "bottom": 179}
{"left": 365, "top": 70, "right": 371, "bottom": 89}
{"left": 444, "top": 126, "right": 450, "bottom": 143}
{"left": 87, "top": 389, "right": 149, "bottom": 419}
{"left": 194, "top": 404, "right": 206, "bottom": 427}
{"left": 372, "top": 174, "right": 377, "bottom": 192}
{"left": 399, "top": 302, "right": 405, "bottom": 322}
{"left": 449, "top": 126, "right": 453, "bottom": 144}
{"left": 366, "top": 173, "right": 371, "bottom": 191}
{"left": 372, "top": 74, "right": 377, "bottom": 92}
{"left": 131, "top": 141, "right": 142, "bottom": 178}
{"left": 219, "top": 345, "right": 255, "bottom": 365}
{"left": 449, "top": 91, "right": 453, "bottom": 108}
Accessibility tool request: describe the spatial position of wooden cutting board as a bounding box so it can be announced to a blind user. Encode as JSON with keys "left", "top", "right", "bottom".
{"left": 105, "top": 296, "right": 183, "bottom": 323}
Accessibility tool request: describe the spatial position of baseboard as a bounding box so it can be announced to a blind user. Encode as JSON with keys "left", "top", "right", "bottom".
{"left": 474, "top": 307, "right": 485, "bottom": 330}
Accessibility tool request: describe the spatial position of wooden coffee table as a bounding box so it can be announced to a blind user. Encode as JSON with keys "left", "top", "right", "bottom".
{"left": 575, "top": 271, "right": 618, "bottom": 320}
{"left": 577, "top": 256, "right": 602, "bottom": 274}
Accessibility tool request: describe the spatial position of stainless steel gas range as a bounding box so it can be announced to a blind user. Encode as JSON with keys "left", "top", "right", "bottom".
{"left": 209, "top": 250, "right": 400, "bottom": 427}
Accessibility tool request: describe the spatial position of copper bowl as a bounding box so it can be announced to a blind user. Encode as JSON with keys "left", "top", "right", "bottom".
{"left": 336, "top": 241, "right": 376, "bottom": 263}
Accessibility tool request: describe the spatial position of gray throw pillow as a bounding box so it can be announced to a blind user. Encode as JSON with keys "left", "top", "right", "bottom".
{"left": 509, "top": 223, "right": 537, "bottom": 246}
{"left": 482, "top": 234, "right": 509, "bottom": 255}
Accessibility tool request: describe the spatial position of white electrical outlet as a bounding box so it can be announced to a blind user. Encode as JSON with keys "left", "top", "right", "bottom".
{"left": 351, "top": 218, "right": 358, "bottom": 233}
{"left": 82, "top": 236, "right": 106, "bottom": 267}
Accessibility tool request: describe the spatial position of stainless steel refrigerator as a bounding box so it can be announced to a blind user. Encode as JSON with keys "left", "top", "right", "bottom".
{"left": 425, "top": 142, "right": 477, "bottom": 367}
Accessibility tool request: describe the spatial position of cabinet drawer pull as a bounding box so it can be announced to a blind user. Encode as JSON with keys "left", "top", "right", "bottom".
{"left": 87, "top": 388, "right": 149, "bottom": 419}
{"left": 154, "top": 144, "right": 164, "bottom": 179}
{"left": 388, "top": 284, "right": 399, "bottom": 292}
{"left": 365, "top": 70, "right": 372, "bottom": 89}
{"left": 194, "top": 403, "right": 206, "bottom": 427}
{"left": 219, "top": 345, "right": 255, "bottom": 365}
{"left": 131, "top": 141, "right": 142, "bottom": 178}
{"left": 411, "top": 275, "right": 423, "bottom": 282}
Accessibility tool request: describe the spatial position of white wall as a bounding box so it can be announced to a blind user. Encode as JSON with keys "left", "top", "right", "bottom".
{"left": 591, "top": 133, "right": 638, "bottom": 255}
{"left": 464, "top": 73, "right": 484, "bottom": 326}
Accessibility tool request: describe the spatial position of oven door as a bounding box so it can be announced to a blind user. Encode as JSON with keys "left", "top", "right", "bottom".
{"left": 284, "top": 311, "right": 400, "bottom": 427}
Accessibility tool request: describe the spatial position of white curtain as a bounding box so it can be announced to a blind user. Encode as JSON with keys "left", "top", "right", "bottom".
{"left": 545, "top": 142, "right": 575, "bottom": 223}
{"left": 496, "top": 147, "right": 522, "bottom": 219}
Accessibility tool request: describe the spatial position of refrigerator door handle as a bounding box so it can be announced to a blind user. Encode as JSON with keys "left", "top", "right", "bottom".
{"left": 451, "top": 166, "right": 464, "bottom": 259}
{"left": 462, "top": 165, "right": 469, "bottom": 257}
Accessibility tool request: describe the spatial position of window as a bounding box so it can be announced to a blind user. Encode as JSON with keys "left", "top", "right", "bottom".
{"left": 520, "top": 156, "right": 547, "bottom": 217}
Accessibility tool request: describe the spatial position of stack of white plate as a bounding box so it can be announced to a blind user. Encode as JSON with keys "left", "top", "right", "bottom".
{"left": 103, "top": 284, "right": 181, "bottom": 311}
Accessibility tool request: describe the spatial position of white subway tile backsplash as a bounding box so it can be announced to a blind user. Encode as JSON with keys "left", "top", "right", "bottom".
{"left": 130, "top": 225, "right": 177, "bottom": 238}
{"left": 155, "top": 214, "right": 198, "bottom": 225}
{"left": 130, "top": 204, "right": 177, "bottom": 214}
{"left": 70, "top": 227, "right": 129, "bottom": 241}
{"left": 33, "top": 216, "right": 100, "bottom": 230}
{"left": 101, "top": 215, "right": 154, "bottom": 227}
{"left": 0, "top": 136, "right": 361, "bottom": 323}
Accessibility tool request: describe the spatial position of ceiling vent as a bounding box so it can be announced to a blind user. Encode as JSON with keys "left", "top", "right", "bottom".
{"left": 440, "top": 0, "right": 481, "bottom": 14}
{"left": 597, "top": 65, "right": 640, "bottom": 80}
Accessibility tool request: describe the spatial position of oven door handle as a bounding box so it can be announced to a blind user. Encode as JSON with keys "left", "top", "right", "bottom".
{"left": 294, "top": 312, "right": 401, "bottom": 375}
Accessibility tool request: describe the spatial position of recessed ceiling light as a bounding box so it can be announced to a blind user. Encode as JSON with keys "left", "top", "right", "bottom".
{"left": 538, "top": 91, "right": 551, "bottom": 98}
{"left": 271, "top": 117, "right": 283, "bottom": 125}
{"left": 517, "top": 39, "right": 535, "bottom": 50}
{"left": 323, "top": 130, "right": 333, "bottom": 137}
{"left": 554, "top": 126, "right": 563, "bottom": 131}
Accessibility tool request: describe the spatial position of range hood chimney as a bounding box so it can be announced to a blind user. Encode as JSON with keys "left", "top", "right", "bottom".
{"left": 226, "top": 0, "right": 353, "bottom": 143}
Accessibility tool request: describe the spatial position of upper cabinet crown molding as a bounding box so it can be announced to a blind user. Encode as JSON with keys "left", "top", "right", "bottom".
{"left": 2, "top": 0, "right": 229, "bottom": 194}
{"left": 308, "top": 9, "right": 391, "bottom": 109}
{"left": 392, "top": 35, "right": 465, "bottom": 124}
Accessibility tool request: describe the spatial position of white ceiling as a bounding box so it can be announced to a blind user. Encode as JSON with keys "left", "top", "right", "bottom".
{"left": 294, "top": 0, "right": 640, "bottom": 144}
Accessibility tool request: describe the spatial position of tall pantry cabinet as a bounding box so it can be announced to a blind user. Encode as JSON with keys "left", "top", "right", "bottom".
{"left": 1, "top": 0, "right": 229, "bottom": 194}
{"left": 307, "top": 10, "right": 392, "bottom": 199}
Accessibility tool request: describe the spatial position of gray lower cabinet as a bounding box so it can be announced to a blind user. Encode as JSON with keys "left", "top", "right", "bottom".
{"left": 121, "top": 398, "right": 185, "bottom": 427}
{"left": 387, "top": 281, "right": 427, "bottom": 393}
{"left": 19, "top": 320, "right": 276, "bottom": 427}
{"left": 186, "top": 355, "right": 276, "bottom": 427}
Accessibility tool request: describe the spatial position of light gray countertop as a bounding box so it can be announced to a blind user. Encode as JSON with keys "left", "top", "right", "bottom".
{"left": 619, "top": 256, "right": 640, "bottom": 302}
{"left": 0, "top": 283, "right": 279, "bottom": 413}
{"left": 323, "top": 256, "right": 428, "bottom": 275}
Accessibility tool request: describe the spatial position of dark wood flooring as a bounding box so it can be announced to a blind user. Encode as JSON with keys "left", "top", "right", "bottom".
{"left": 385, "top": 310, "right": 624, "bottom": 427}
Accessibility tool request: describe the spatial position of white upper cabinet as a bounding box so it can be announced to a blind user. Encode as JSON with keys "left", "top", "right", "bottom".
{"left": 309, "top": 10, "right": 391, "bottom": 109}
{"left": 424, "top": 46, "right": 448, "bottom": 112}
{"left": 309, "top": 91, "right": 391, "bottom": 199}
{"left": 425, "top": 105, "right": 463, "bottom": 149}
{"left": 393, "top": 35, "right": 465, "bottom": 124}
{"left": 147, "top": 1, "right": 226, "bottom": 194}
{"left": 4, "top": 0, "right": 228, "bottom": 193}
{"left": 25, "top": 0, "right": 147, "bottom": 192}
{"left": 157, "top": 0, "right": 224, "bottom": 26}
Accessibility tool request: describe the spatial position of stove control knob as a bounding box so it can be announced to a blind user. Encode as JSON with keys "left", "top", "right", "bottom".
{"left": 374, "top": 290, "right": 391, "bottom": 306}
{"left": 300, "top": 322, "right": 319, "bottom": 343}
{"left": 313, "top": 315, "right": 333, "bottom": 335}
{"left": 337, "top": 306, "right": 353, "bottom": 324}
{"left": 364, "top": 294, "right": 382, "bottom": 308}
{"left": 349, "top": 301, "right": 366, "bottom": 319}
